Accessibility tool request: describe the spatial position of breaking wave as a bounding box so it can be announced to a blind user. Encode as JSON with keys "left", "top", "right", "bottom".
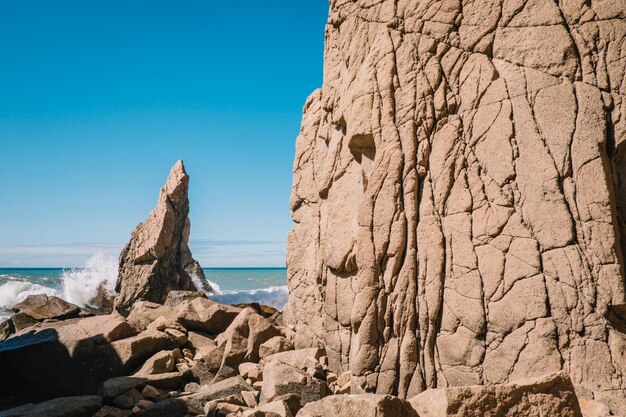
{"left": 0, "top": 281, "right": 59, "bottom": 320}
{"left": 0, "top": 253, "right": 117, "bottom": 319}
{"left": 60, "top": 254, "right": 117, "bottom": 308}
{"left": 0, "top": 256, "right": 288, "bottom": 321}
{"left": 208, "top": 285, "right": 288, "bottom": 310}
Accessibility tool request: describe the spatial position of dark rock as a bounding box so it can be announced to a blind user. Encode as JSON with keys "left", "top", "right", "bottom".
{"left": 132, "top": 398, "right": 187, "bottom": 417}
{"left": 10, "top": 312, "right": 39, "bottom": 332}
{"left": 112, "top": 389, "right": 144, "bottom": 409}
{"left": 0, "top": 315, "right": 167, "bottom": 400}
{"left": 1, "top": 395, "right": 102, "bottom": 417}
{"left": 93, "top": 405, "right": 131, "bottom": 417}
{"left": 0, "top": 319, "right": 15, "bottom": 342}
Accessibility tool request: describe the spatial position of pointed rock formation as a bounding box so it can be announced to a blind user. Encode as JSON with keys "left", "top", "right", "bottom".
{"left": 286, "top": 1, "right": 626, "bottom": 414}
{"left": 115, "top": 161, "right": 211, "bottom": 313}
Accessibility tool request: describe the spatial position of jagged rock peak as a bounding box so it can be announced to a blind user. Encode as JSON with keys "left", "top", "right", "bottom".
{"left": 114, "top": 160, "right": 212, "bottom": 313}
{"left": 286, "top": 1, "right": 626, "bottom": 414}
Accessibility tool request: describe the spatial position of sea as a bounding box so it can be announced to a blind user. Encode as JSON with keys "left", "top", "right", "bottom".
{"left": 0, "top": 254, "right": 288, "bottom": 321}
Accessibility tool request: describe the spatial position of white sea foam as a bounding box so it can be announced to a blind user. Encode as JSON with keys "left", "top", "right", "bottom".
{"left": 60, "top": 253, "right": 118, "bottom": 308}
{"left": 0, "top": 256, "right": 287, "bottom": 321}
{"left": 207, "top": 279, "right": 222, "bottom": 295}
{"left": 0, "top": 253, "right": 118, "bottom": 319}
{"left": 208, "top": 285, "right": 288, "bottom": 310}
{"left": 0, "top": 280, "right": 59, "bottom": 312}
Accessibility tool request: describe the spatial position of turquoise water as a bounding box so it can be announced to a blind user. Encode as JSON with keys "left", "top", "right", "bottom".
{"left": 0, "top": 265, "right": 287, "bottom": 320}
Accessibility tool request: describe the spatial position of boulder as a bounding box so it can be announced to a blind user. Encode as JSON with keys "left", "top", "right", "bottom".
{"left": 147, "top": 317, "right": 187, "bottom": 345}
{"left": 1, "top": 395, "right": 102, "bottom": 417}
{"left": 13, "top": 294, "right": 81, "bottom": 321}
{"left": 10, "top": 312, "right": 39, "bottom": 332}
{"left": 0, "top": 319, "right": 15, "bottom": 342}
{"left": 262, "top": 394, "right": 303, "bottom": 416}
{"left": 100, "top": 374, "right": 182, "bottom": 402}
{"left": 0, "top": 314, "right": 143, "bottom": 398}
{"left": 114, "top": 160, "right": 212, "bottom": 313}
{"left": 242, "top": 390, "right": 259, "bottom": 408}
{"left": 177, "top": 297, "right": 241, "bottom": 334}
{"left": 126, "top": 302, "right": 178, "bottom": 331}
{"left": 239, "top": 362, "right": 263, "bottom": 381}
{"left": 140, "top": 385, "right": 164, "bottom": 401}
{"left": 258, "top": 400, "right": 294, "bottom": 417}
{"left": 296, "top": 394, "right": 418, "bottom": 417}
{"left": 187, "top": 330, "right": 215, "bottom": 351}
{"left": 164, "top": 290, "right": 205, "bottom": 307}
{"left": 216, "top": 308, "right": 282, "bottom": 365}
{"left": 259, "top": 336, "right": 292, "bottom": 359}
{"left": 408, "top": 372, "right": 583, "bottom": 417}
{"left": 204, "top": 400, "right": 246, "bottom": 417}
{"left": 110, "top": 329, "right": 177, "bottom": 366}
{"left": 134, "top": 349, "right": 180, "bottom": 375}
{"left": 93, "top": 405, "right": 131, "bottom": 417}
{"left": 179, "top": 376, "right": 253, "bottom": 413}
{"left": 112, "top": 388, "right": 144, "bottom": 409}
{"left": 263, "top": 348, "right": 324, "bottom": 371}
{"left": 260, "top": 360, "right": 326, "bottom": 406}
{"left": 131, "top": 398, "right": 188, "bottom": 417}
{"left": 100, "top": 377, "right": 147, "bottom": 401}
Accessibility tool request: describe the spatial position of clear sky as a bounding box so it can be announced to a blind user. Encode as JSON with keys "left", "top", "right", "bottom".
{"left": 0, "top": 1, "right": 329, "bottom": 267}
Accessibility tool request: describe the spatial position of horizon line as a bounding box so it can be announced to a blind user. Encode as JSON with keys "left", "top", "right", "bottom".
{"left": 0, "top": 266, "right": 287, "bottom": 270}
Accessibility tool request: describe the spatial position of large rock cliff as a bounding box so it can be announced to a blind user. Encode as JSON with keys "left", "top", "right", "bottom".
{"left": 286, "top": 0, "right": 626, "bottom": 412}
{"left": 115, "top": 161, "right": 211, "bottom": 313}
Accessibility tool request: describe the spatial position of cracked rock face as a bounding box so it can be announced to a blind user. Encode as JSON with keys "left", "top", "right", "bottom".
{"left": 115, "top": 161, "right": 211, "bottom": 313}
{"left": 286, "top": 0, "right": 626, "bottom": 411}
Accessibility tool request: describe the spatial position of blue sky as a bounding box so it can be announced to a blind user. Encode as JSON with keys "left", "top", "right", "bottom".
{"left": 0, "top": 1, "right": 328, "bottom": 267}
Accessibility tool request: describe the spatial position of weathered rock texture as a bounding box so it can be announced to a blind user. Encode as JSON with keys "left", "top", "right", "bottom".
{"left": 286, "top": 0, "right": 626, "bottom": 412}
{"left": 115, "top": 161, "right": 211, "bottom": 313}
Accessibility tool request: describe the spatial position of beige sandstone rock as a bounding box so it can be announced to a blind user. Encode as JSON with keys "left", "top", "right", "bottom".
{"left": 177, "top": 297, "right": 242, "bottom": 334}
{"left": 260, "top": 360, "right": 326, "bottom": 407}
{"left": 286, "top": 0, "right": 626, "bottom": 413}
{"left": 296, "top": 394, "right": 418, "bottom": 417}
{"left": 115, "top": 160, "right": 212, "bottom": 313}
{"left": 257, "top": 400, "right": 295, "bottom": 417}
{"left": 259, "top": 335, "right": 292, "bottom": 359}
{"left": 408, "top": 372, "right": 583, "bottom": 417}
{"left": 13, "top": 294, "right": 81, "bottom": 321}
{"left": 579, "top": 399, "right": 611, "bottom": 417}
{"left": 179, "top": 375, "right": 253, "bottom": 413}
{"left": 213, "top": 307, "right": 282, "bottom": 379}
{"left": 134, "top": 349, "right": 180, "bottom": 375}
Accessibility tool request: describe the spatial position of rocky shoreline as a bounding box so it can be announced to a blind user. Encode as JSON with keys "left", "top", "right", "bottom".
{"left": 0, "top": 160, "right": 601, "bottom": 416}
{"left": 0, "top": 291, "right": 594, "bottom": 417}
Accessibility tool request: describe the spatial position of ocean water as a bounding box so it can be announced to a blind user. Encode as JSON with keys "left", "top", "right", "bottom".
{"left": 0, "top": 254, "right": 288, "bottom": 321}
